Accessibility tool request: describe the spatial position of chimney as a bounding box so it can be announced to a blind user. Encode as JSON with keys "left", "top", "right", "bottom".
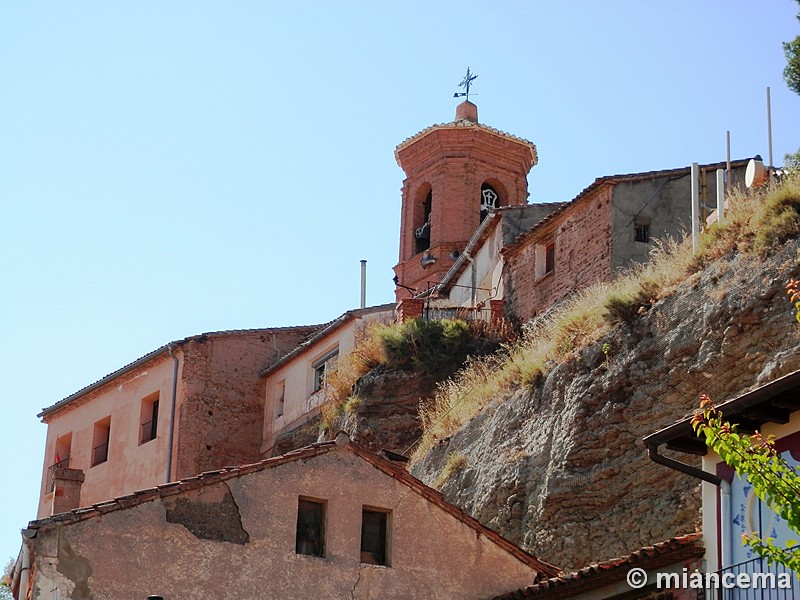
{"left": 360, "top": 260, "right": 367, "bottom": 309}
{"left": 455, "top": 100, "right": 478, "bottom": 123}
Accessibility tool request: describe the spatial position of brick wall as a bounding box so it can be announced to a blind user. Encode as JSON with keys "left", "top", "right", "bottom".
{"left": 175, "top": 327, "right": 315, "bottom": 479}
{"left": 394, "top": 123, "right": 536, "bottom": 300}
{"left": 505, "top": 185, "right": 613, "bottom": 323}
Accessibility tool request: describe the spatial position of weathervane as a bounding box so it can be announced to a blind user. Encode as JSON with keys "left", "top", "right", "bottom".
{"left": 453, "top": 67, "right": 478, "bottom": 102}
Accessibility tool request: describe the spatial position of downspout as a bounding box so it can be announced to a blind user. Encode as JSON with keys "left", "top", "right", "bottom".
{"left": 15, "top": 529, "right": 35, "bottom": 600}
{"left": 165, "top": 343, "right": 179, "bottom": 484}
{"left": 645, "top": 440, "right": 730, "bottom": 569}
{"left": 720, "top": 480, "right": 732, "bottom": 568}
{"left": 644, "top": 441, "right": 721, "bottom": 485}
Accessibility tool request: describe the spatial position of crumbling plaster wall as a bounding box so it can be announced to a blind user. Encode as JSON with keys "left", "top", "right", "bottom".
{"left": 30, "top": 450, "right": 539, "bottom": 600}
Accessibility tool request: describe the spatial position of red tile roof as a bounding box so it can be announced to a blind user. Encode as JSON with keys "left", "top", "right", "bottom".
{"left": 38, "top": 324, "right": 322, "bottom": 419}
{"left": 493, "top": 534, "right": 703, "bottom": 600}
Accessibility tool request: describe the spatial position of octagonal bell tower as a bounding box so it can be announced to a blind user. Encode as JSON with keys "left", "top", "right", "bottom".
{"left": 393, "top": 101, "right": 538, "bottom": 301}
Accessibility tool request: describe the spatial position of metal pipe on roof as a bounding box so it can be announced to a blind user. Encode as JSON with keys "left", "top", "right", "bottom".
{"left": 165, "top": 343, "right": 179, "bottom": 484}
{"left": 691, "top": 163, "right": 700, "bottom": 254}
{"left": 360, "top": 260, "right": 367, "bottom": 309}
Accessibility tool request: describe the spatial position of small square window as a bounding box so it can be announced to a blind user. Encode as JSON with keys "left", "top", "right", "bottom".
{"left": 296, "top": 498, "right": 326, "bottom": 557}
{"left": 139, "top": 392, "right": 159, "bottom": 445}
{"left": 360, "top": 508, "right": 389, "bottom": 566}
{"left": 635, "top": 224, "right": 650, "bottom": 243}
{"left": 91, "top": 417, "right": 111, "bottom": 467}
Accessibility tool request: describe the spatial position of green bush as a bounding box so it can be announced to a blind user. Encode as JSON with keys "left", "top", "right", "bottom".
{"left": 375, "top": 318, "right": 509, "bottom": 378}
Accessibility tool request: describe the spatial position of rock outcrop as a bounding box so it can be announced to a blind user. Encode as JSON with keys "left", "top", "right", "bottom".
{"left": 411, "top": 240, "right": 800, "bottom": 571}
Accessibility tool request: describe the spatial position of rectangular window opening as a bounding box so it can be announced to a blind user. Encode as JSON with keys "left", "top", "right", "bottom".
{"left": 545, "top": 242, "right": 556, "bottom": 274}
{"left": 635, "top": 223, "right": 650, "bottom": 243}
{"left": 312, "top": 348, "right": 339, "bottom": 393}
{"left": 139, "top": 392, "right": 160, "bottom": 445}
{"left": 91, "top": 417, "right": 111, "bottom": 467}
{"left": 360, "top": 508, "right": 389, "bottom": 566}
{"left": 275, "top": 380, "right": 286, "bottom": 419}
{"left": 296, "top": 498, "right": 326, "bottom": 557}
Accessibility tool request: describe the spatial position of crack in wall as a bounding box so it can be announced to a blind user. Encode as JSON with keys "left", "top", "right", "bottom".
{"left": 350, "top": 564, "right": 364, "bottom": 600}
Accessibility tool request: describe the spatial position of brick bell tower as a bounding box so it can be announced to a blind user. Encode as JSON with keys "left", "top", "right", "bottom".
{"left": 393, "top": 100, "right": 538, "bottom": 301}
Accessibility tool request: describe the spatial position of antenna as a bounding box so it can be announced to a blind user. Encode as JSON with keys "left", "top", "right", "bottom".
{"left": 453, "top": 67, "right": 478, "bottom": 102}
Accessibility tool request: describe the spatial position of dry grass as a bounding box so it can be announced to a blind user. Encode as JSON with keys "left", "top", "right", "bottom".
{"left": 432, "top": 451, "right": 468, "bottom": 489}
{"left": 411, "top": 177, "right": 800, "bottom": 462}
{"left": 319, "top": 323, "right": 385, "bottom": 434}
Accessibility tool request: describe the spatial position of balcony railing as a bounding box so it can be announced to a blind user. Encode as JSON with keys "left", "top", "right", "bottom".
{"left": 423, "top": 306, "right": 490, "bottom": 322}
{"left": 45, "top": 457, "right": 70, "bottom": 493}
{"left": 140, "top": 419, "right": 157, "bottom": 443}
{"left": 92, "top": 441, "right": 109, "bottom": 466}
{"left": 705, "top": 549, "right": 799, "bottom": 600}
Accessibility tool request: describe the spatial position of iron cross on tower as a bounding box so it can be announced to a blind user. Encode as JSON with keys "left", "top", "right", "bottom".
{"left": 453, "top": 67, "right": 478, "bottom": 102}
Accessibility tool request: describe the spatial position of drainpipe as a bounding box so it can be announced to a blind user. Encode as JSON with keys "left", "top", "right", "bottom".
{"left": 166, "top": 343, "right": 179, "bottom": 483}
{"left": 720, "top": 480, "right": 732, "bottom": 568}
{"left": 15, "top": 529, "right": 35, "bottom": 600}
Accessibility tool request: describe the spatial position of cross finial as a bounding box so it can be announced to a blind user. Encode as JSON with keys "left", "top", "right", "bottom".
{"left": 453, "top": 67, "right": 478, "bottom": 102}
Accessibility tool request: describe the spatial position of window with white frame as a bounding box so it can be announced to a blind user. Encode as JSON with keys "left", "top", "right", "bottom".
{"left": 535, "top": 240, "right": 556, "bottom": 280}
{"left": 312, "top": 348, "right": 339, "bottom": 393}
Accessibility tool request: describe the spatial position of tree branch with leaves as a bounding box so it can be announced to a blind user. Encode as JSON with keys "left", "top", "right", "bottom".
{"left": 692, "top": 395, "right": 800, "bottom": 574}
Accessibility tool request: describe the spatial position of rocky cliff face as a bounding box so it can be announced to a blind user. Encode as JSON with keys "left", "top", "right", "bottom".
{"left": 410, "top": 240, "right": 800, "bottom": 571}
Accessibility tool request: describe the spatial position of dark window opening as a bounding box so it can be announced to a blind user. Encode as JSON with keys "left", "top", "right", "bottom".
{"left": 313, "top": 349, "right": 339, "bottom": 393}
{"left": 635, "top": 224, "right": 650, "bottom": 243}
{"left": 296, "top": 499, "right": 325, "bottom": 557}
{"left": 545, "top": 242, "right": 555, "bottom": 274}
{"left": 415, "top": 191, "right": 432, "bottom": 254}
{"left": 140, "top": 393, "right": 159, "bottom": 445}
{"left": 480, "top": 183, "right": 499, "bottom": 222}
{"left": 275, "top": 380, "right": 286, "bottom": 418}
{"left": 360, "top": 509, "right": 388, "bottom": 566}
{"left": 91, "top": 418, "right": 111, "bottom": 467}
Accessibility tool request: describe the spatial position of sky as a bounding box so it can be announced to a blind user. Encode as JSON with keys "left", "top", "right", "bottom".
{"left": 1, "top": 1, "right": 798, "bottom": 566}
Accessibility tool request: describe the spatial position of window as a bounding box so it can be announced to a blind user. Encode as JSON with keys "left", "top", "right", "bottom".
{"left": 535, "top": 240, "right": 556, "bottom": 280}
{"left": 635, "top": 223, "right": 650, "bottom": 243}
{"left": 91, "top": 417, "right": 111, "bottom": 467}
{"left": 296, "top": 498, "right": 326, "bottom": 557}
{"left": 139, "top": 392, "right": 159, "bottom": 444}
{"left": 47, "top": 433, "right": 73, "bottom": 492}
{"left": 312, "top": 348, "right": 339, "bottom": 392}
{"left": 275, "top": 380, "right": 286, "bottom": 418}
{"left": 545, "top": 242, "right": 556, "bottom": 274}
{"left": 414, "top": 190, "right": 432, "bottom": 254}
{"left": 361, "top": 508, "right": 389, "bottom": 566}
{"left": 480, "top": 183, "right": 499, "bottom": 222}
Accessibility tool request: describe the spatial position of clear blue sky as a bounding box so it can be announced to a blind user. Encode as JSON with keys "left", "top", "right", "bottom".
{"left": 1, "top": 1, "right": 798, "bottom": 565}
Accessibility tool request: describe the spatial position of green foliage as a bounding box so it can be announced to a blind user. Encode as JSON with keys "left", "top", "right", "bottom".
{"left": 753, "top": 182, "right": 800, "bottom": 251}
{"left": 784, "top": 1, "right": 800, "bottom": 95}
{"left": 692, "top": 395, "right": 800, "bottom": 574}
{"left": 787, "top": 278, "right": 800, "bottom": 323}
{"left": 375, "top": 317, "right": 510, "bottom": 378}
{"left": 785, "top": 35, "right": 800, "bottom": 95}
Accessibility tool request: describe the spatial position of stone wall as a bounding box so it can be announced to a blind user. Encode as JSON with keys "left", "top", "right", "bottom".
{"left": 175, "top": 327, "right": 315, "bottom": 479}
{"left": 413, "top": 239, "right": 800, "bottom": 571}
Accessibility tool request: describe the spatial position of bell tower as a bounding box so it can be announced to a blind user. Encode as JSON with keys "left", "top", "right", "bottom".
{"left": 393, "top": 101, "right": 538, "bottom": 301}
